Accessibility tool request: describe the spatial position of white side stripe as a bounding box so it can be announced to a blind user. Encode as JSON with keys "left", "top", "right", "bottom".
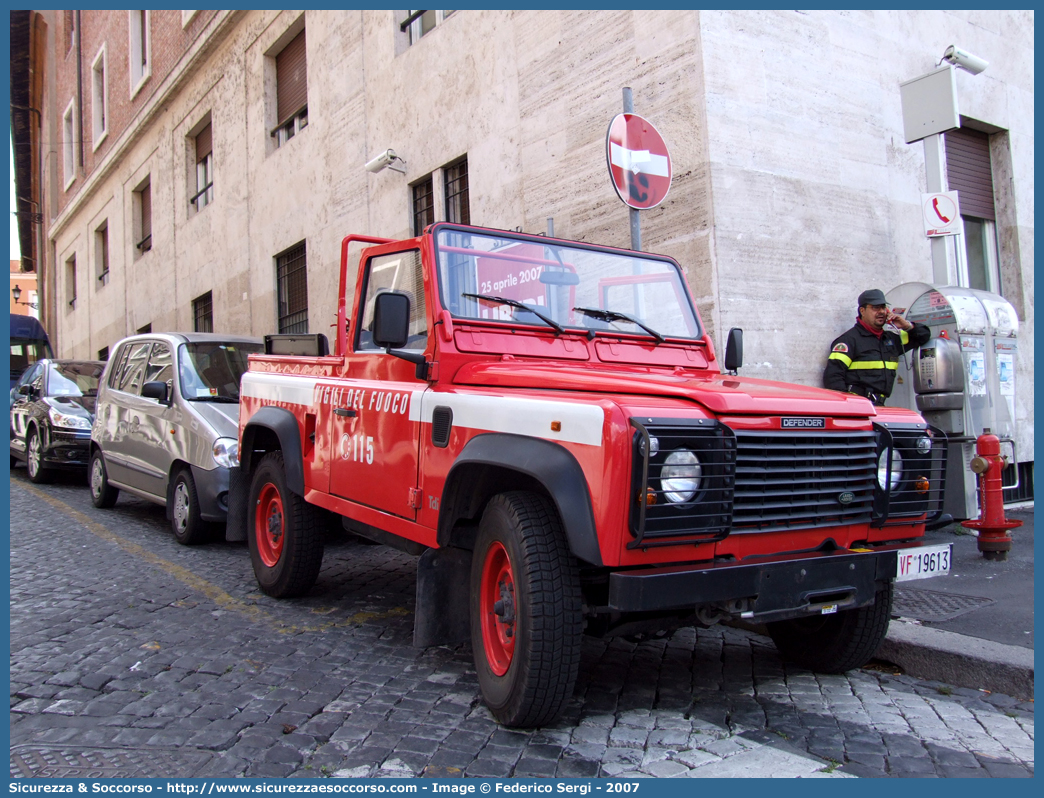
{"left": 241, "top": 372, "right": 319, "bottom": 406}
{"left": 420, "top": 393, "right": 604, "bottom": 447}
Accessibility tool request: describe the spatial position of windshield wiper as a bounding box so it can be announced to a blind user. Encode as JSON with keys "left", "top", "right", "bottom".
{"left": 573, "top": 307, "right": 665, "bottom": 344}
{"left": 462, "top": 293, "right": 565, "bottom": 334}
{"left": 187, "top": 395, "right": 239, "bottom": 403}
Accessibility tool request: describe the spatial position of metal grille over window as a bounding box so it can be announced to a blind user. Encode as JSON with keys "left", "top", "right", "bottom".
{"left": 193, "top": 291, "right": 213, "bottom": 333}
{"left": 274, "top": 29, "right": 307, "bottom": 145}
{"left": 444, "top": 159, "right": 470, "bottom": 225}
{"left": 277, "top": 243, "right": 309, "bottom": 334}
{"left": 192, "top": 123, "right": 213, "bottom": 211}
{"left": 412, "top": 178, "right": 434, "bottom": 236}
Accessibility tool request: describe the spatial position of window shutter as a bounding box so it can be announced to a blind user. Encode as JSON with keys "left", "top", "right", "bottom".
{"left": 196, "top": 124, "right": 212, "bottom": 160}
{"left": 946, "top": 128, "right": 995, "bottom": 220}
{"left": 141, "top": 183, "right": 152, "bottom": 239}
{"left": 276, "top": 30, "right": 307, "bottom": 125}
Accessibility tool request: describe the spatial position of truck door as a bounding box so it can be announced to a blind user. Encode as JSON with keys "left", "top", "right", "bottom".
{"left": 328, "top": 249, "right": 429, "bottom": 520}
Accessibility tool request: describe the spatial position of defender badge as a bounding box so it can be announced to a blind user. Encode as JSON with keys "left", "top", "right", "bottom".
{"left": 837, "top": 492, "right": 855, "bottom": 505}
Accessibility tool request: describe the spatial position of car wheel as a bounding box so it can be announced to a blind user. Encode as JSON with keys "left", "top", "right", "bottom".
{"left": 89, "top": 450, "right": 120, "bottom": 508}
{"left": 25, "top": 427, "right": 54, "bottom": 484}
{"left": 470, "top": 491, "right": 582, "bottom": 728}
{"left": 247, "top": 451, "right": 324, "bottom": 598}
{"left": 171, "top": 469, "right": 209, "bottom": 545}
{"left": 767, "top": 581, "right": 894, "bottom": 673}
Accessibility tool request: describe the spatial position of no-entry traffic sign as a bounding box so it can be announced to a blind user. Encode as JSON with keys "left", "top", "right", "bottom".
{"left": 606, "top": 113, "right": 672, "bottom": 210}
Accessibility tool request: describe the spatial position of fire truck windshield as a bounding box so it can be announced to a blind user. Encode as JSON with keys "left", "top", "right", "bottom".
{"left": 434, "top": 227, "right": 702, "bottom": 341}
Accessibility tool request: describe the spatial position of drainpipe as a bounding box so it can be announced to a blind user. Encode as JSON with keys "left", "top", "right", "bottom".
{"left": 76, "top": 10, "right": 83, "bottom": 169}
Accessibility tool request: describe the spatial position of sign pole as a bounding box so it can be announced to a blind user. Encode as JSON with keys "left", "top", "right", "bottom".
{"left": 622, "top": 87, "right": 641, "bottom": 251}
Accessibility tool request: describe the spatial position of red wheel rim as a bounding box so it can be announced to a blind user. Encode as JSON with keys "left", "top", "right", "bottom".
{"left": 255, "top": 483, "right": 284, "bottom": 568}
{"left": 479, "top": 540, "right": 517, "bottom": 676}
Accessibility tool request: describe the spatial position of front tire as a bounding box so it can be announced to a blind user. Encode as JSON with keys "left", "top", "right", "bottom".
{"left": 89, "top": 450, "right": 119, "bottom": 508}
{"left": 171, "top": 469, "right": 209, "bottom": 545}
{"left": 767, "top": 581, "right": 894, "bottom": 673}
{"left": 470, "top": 492, "right": 582, "bottom": 728}
{"left": 247, "top": 451, "right": 324, "bottom": 598}
{"left": 26, "top": 428, "right": 53, "bottom": 484}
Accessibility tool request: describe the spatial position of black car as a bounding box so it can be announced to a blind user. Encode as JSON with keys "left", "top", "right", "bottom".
{"left": 10, "top": 359, "right": 105, "bottom": 483}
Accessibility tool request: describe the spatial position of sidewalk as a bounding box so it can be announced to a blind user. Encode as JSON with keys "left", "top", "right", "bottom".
{"left": 876, "top": 505, "right": 1035, "bottom": 699}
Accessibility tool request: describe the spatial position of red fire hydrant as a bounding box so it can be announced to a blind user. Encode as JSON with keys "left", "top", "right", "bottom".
{"left": 962, "top": 430, "right": 1022, "bottom": 560}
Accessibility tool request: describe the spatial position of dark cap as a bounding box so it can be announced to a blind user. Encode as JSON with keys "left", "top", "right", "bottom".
{"left": 858, "top": 288, "right": 887, "bottom": 307}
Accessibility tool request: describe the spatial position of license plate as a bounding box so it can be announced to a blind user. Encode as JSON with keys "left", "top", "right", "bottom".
{"left": 895, "top": 543, "right": 952, "bottom": 582}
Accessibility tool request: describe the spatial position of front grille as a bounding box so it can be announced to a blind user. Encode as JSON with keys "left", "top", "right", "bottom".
{"left": 731, "top": 431, "right": 877, "bottom": 533}
{"left": 630, "top": 421, "right": 878, "bottom": 546}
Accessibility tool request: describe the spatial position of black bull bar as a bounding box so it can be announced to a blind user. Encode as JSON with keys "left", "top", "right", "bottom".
{"left": 608, "top": 547, "right": 900, "bottom": 624}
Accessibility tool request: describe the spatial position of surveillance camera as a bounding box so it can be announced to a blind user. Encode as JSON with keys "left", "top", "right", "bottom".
{"left": 365, "top": 149, "right": 398, "bottom": 173}
{"left": 942, "top": 45, "right": 989, "bottom": 75}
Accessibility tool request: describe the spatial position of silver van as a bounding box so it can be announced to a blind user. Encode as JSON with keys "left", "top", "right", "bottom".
{"left": 89, "top": 332, "right": 264, "bottom": 544}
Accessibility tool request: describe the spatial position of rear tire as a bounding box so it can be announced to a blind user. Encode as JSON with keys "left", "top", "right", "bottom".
{"left": 26, "top": 428, "right": 54, "bottom": 484}
{"left": 247, "top": 451, "right": 324, "bottom": 598}
{"left": 171, "top": 469, "right": 209, "bottom": 545}
{"left": 89, "top": 450, "right": 119, "bottom": 508}
{"left": 767, "top": 581, "right": 894, "bottom": 673}
{"left": 470, "top": 491, "right": 582, "bottom": 728}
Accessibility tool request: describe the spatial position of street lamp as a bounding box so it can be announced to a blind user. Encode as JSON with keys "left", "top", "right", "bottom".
{"left": 12, "top": 284, "right": 38, "bottom": 310}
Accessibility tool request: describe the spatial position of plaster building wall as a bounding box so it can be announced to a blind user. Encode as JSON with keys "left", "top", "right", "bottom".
{"left": 40, "top": 9, "right": 1032, "bottom": 462}
{"left": 698, "top": 9, "right": 1034, "bottom": 456}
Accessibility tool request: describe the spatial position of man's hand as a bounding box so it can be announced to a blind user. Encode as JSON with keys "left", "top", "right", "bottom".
{"left": 887, "top": 312, "right": 914, "bottom": 331}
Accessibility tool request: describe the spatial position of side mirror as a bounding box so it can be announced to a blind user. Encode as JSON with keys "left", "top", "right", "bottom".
{"left": 372, "top": 292, "right": 411, "bottom": 350}
{"left": 724, "top": 328, "right": 743, "bottom": 374}
{"left": 17, "top": 384, "right": 31, "bottom": 396}
{"left": 141, "top": 381, "right": 170, "bottom": 404}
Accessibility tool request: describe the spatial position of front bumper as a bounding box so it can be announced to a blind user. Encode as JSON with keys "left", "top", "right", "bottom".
{"left": 190, "top": 464, "right": 231, "bottom": 522}
{"left": 42, "top": 428, "right": 91, "bottom": 468}
{"left": 608, "top": 547, "right": 902, "bottom": 624}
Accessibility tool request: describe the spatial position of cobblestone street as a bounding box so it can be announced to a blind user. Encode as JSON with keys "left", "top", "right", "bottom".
{"left": 10, "top": 473, "right": 1034, "bottom": 779}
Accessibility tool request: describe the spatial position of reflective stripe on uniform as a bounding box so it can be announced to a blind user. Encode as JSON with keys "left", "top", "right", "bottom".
{"left": 828, "top": 352, "right": 853, "bottom": 367}
{"left": 849, "top": 360, "right": 898, "bottom": 370}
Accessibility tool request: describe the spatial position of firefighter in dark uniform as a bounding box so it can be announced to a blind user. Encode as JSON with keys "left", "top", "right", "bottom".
{"left": 824, "top": 288, "right": 931, "bottom": 406}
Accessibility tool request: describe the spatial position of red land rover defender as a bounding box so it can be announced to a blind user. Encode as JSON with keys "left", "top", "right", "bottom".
{"left": 231, "top": 223, "right": 949, "bottom": 728}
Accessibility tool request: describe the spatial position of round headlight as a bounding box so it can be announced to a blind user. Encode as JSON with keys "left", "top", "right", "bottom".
{"left": 877, "top": 448, "right": 903, "bottom": 491}
{"left": 213, "top": 437, "right": 239, "bottom": 469}
{"left": 661, "top": 450, "right": 701, "bottom": 503}
{"left": 916, "top": 436, "right": 932, "bottom": 455}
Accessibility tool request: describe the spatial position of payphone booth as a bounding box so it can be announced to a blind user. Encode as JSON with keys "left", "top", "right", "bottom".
{"left": 886, "top": 282, "right": 1019, "bottom": 521}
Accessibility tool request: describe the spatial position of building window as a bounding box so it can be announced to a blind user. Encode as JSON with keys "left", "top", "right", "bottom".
{"left": 193, "top": 291, "right": 213, "bottom": 332}
{"left": 137, "top": 323, "right": 152, "bottom": 334}
{"left": 95, "top": 221, "right": 109, "bottom": 286}
{"left": 444, "top": 157, "right": 470, "bottom": 225}
{"left": 62, "top": 100, "right": 76, "bottom": 189}
{"left": 129, "top": 10, "right": 151, "bottom": 96}
{"left": 946, "top": 128, "right": 1000, "bottom": 294}
{"left": 401, "top": 10, "right": 455, "bottom": 45}
{"left": 273, "top": 29, "right": 308, "bottom": 147}
{"left": 134, "top": 177, "right": 152, "bottom": 255}
{"left": 98, "top": 346, "right": 109, "bottom": 361}
{"left": 276, "top": 242, "right": 309, "bottom": 334}
{"left": 412, "top": 177, "right": 434, "bottom": 236}
{"left": 91, "top": 46, "right": 108, "bottom": 149}
{"left": 191, "top": 122, "right": 214, "bottom": 211}
{"left": 65, "top": 255, "right": 77, "bottom": 309}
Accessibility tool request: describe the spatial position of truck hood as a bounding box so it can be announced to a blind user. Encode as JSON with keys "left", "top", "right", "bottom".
{"left": 452, "top": 362, "right": 877, "bottom": 417}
